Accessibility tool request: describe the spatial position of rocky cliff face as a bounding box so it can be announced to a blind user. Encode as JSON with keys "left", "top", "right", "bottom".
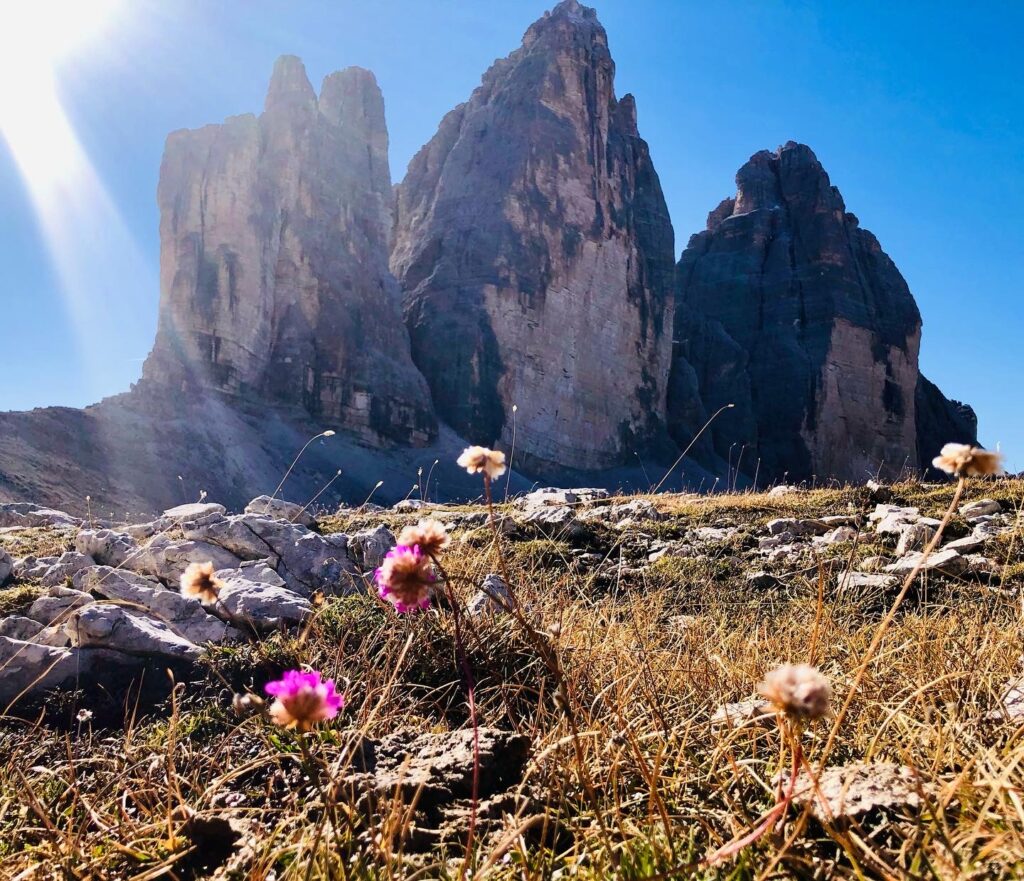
{"left": 143, "top": 57, "right": 435, "bottom": 447}
{"left": 391, "top": 0, "right": 675, "bottom": 473}
{"left": 669, "top": 142, "right": 975, "bottom": 483}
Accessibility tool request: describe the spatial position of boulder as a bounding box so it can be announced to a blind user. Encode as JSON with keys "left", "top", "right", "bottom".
{"left": 181, "top": 513, "right": 357, "bottom": 595}
{"left": 0, "top": 616, "right": 44, "bottom": 642}
{"left": 75, "top": 528, "right": 137, "bottom": 568}
{"left": 68, "top": 604, "right": 202, "bottom": 661}
{"left": 837, "top": 572, "right": 899, "bottom": 593}
{"left": 895, "top": 522, "right": 936, "bottom": 556}
{"left": 348, "top": 525, "right": 395, "bottom": 572}
{"left": 162, "top": 502, "right": 227, "bottom": 523}
{"left": 782, "top": 762, "right": 932, "bottom": 822}
{"left": 244, "top": 495, "right": 316, "bottom": 528}
{"left": 0, "top": 548, "right": 12, "bottom": 585}
{"left": 0, "top": 636, "right": 87, "bottom": 706}
{"left": 960, "top": 498, "right": 1001, "bottom": 521}
{"left": 467, "top": 574, "right": 514, "bottom": 617}
{"left": 578, "top": 499, "right": 660, "bottom": 526}
{"left": 123, "top": 536, "right": 243, "bottom": 585}
{"left": 27, "top": 586, "right": 93, "bottom": 626}
{"left": 885, "top": 548, "right": 968, "bottom": 577}
{"left": 944, "top": 534, "right": 985, "bottom": 554}
{"left": 75, "top": 566, "right": 236, "bottom": 645}
{"left": 372, "top": 728, "right": 529, "bottom": 806}
{"left": 0, "top": 504, "right": 80, "bottom": 529}
{"left": 216, "top": 574, "right": 313, "bottom": 630}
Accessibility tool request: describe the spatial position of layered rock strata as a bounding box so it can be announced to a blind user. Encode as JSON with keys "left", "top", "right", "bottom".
{"left": 143, "top": 57, "right": 435, "bottom": 446}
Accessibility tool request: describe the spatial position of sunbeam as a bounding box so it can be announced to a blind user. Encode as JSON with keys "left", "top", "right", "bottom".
{"left": 0, "top": 0, "right": 152, "bottom": 398}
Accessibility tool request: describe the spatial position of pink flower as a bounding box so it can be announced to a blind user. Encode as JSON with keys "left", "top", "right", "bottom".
{"left": 375, "top": 544, "right": 434, "bottom": 613}
{"left": 264, "top": 669, "right": 344, "bottom": 731}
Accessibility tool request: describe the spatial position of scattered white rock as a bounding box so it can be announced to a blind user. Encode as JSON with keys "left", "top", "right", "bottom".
{"left": 960, "top": 498, "right": 1001, "bottom": 521}
{"left": 520, "top": 505, "right": 585, "bottom": 538}
{"left": 857, "top": 555, "right": 888, "bottom": 573}
{"left": 162, "top": 502, "right": 227, "bottom": 523}
{"left": 944, "top": 534, "right": 985, "bottom": 553}
{"left": 837, "top": 572, "right": 899, "bottom": 592}
{"left": 348, "top": 525, "right": 396, "bottom": 572}
{"left": 578, "top": 499, "right": 660, "bottom": 526}
{"left": 68, "top": 604, "right": 201, "bottom": 661}
{"left": 865, "top": 480, "right": 892, "bottom": 503}
{"left": 962, "top": 554, "right": 998, "bottom": 577}
{"left": 820, "top": 525, "right": 858, "bottom": 545}
{"left": 467, "top": 574, "right": 514, "bottom": 616}
{"left": 745, "top": 571, "right": 780, "bottom": 589}
{"left": 895, "top": 522, "right": 936, "bottom": 556}
{"left": 244, "top": 495, "right": 316, "bottom": 528}
{"left": 75, "top": 529, "right": 137, "bottom": 568}
{"left": 885, "top": 548, "right": 968, "bottom": 577}
{"left": 392, "top": 499, "right": 429, "bottom": 512}
{"left": 711, "top": 698, "right": 772, "bottom": 728}
{"left": 767, "top": 485, "right": 802, "bottom": 498}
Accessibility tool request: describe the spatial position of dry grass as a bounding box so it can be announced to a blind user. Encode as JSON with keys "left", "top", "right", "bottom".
{"left": 1, "top": 479, "right": 1023, "bottom": 879}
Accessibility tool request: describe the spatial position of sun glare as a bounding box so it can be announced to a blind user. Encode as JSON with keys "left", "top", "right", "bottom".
{"left": 0, "top": 0, "right": 150, "bottom": 398}
{"left": 0, "top": 0, "right": 124, "bottom": 190}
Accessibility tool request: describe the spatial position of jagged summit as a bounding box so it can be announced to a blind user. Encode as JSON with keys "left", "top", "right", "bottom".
{"left": 392, "top": 0, "right": 674, "bottom": 474}
{"left": 144, "top": 56, "right": 435, "bottom": 448}
{"left": 668, "top": 140, "right": 975, "bottom": 483}
{"left": 264, "top": 54, "right": 316, "bottom": 110}
{"left": 0, "top": 16, "right": 980, "bottom": 514}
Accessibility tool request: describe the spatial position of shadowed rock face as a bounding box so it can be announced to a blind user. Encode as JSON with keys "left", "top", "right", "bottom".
{"left": 391, "top": 0, "right": 675, "bottom": 474}
{"left": 144, "top": 57, "right": 436, "bottom": 447}
{"left": 669, "top": 141, "right": 975, "bottom": 483}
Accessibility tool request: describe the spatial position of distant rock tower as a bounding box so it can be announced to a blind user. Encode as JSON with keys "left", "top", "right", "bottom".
{"left": 668, "top": 141, "right": 975, "bottom": 482}
{"left": 391, "top": 0, "right": 676, "bottom": 473}
{"left": 144, "top": 57, "right": 436, "bottom": 446}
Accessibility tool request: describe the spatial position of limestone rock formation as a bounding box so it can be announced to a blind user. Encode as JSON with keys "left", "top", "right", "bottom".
{"left": 669, "top": 141, "right": 976, "bottom": 483}
{"left": 391, "top": 0, "right": 675, "bottom": 473}
{"left": 143, "top": 57, "right": 436, "bottom": 447}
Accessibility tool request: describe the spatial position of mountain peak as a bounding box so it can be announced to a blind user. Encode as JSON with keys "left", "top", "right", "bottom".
{"left": 265, "top": 55, "right": 316, "bottom": 112}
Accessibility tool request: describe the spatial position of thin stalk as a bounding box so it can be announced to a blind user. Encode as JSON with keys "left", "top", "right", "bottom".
{"left": 818, "top": 476, "right": 967, "bottom": 768}
{"left": 654, "top": 403, "right": 735, "bottom": 494}
{"left": 272, "top": 430, "right": 336, "bottom": 501}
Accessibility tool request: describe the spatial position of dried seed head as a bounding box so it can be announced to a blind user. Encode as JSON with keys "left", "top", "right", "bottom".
{"left": 457, "top": 446, "right": 507, "bottom": 480}
{"left": 932, "top": 443, "right": 1004, "bottom": 478}
{"left": 180, "top": 562, "right": 224, "bottom": 604}
{"left": 758, "top": 663, "right": 832, "bottom": 721}
{"left": 397, "top": 518, "right": 450, "bottom": 558}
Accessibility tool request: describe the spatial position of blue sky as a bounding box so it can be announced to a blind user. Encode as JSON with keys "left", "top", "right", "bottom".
{"left": 1, "top": 1, "right": 1021, "bottom": 470}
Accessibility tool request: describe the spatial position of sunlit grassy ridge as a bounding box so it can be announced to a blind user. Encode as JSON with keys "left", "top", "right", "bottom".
{"left": 1, "top": 478, "right": 1023, "bottom": 879}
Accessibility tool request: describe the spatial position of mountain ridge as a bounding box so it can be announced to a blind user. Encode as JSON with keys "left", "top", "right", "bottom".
{"left": 0, "top": 2, "right": 978, "bottom": 513}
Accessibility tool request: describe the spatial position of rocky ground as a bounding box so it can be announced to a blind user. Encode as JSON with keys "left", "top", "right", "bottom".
{"left": 1, "top": 478, "right": 1023, "bottom": 878}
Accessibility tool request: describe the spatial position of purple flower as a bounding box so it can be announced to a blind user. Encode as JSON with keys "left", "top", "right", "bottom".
{"left": 264, "top": 669, "right": 344, "bottom": 731}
